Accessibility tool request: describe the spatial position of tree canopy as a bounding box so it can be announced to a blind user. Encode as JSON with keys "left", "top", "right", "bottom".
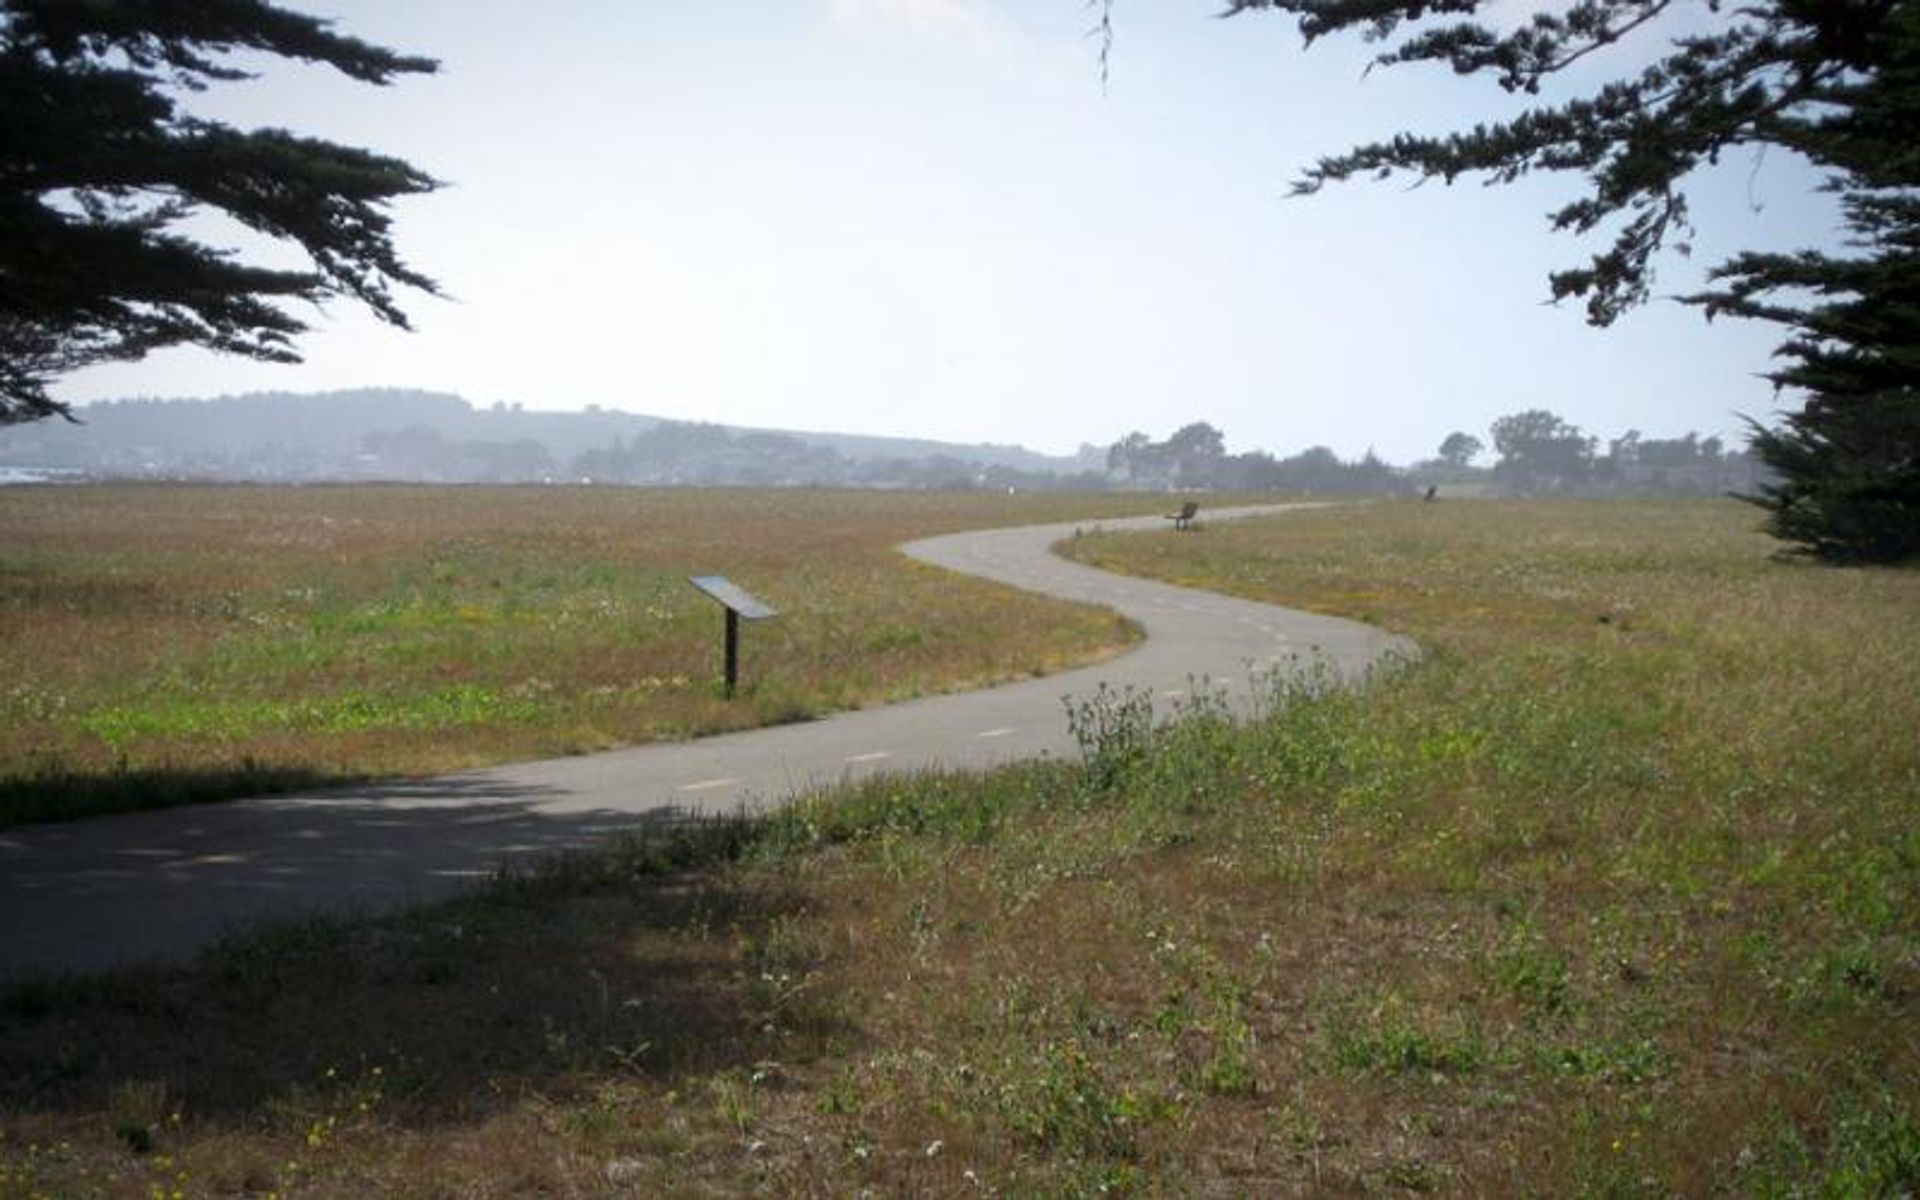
{"left": 1437, "top": 431, "right": 1484, "bottom": 468}
{"left": 1491, "top": 408, "right": 1596, "bottom": 493}
{"left": 0, "top": 0, "right": 440, "bottom": 424}
{"left": 1226, "top": 0, "right": 1918, "bottom": 561}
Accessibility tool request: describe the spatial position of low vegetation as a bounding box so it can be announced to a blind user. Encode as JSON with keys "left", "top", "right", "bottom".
{"left": 2, "top": 498, "right": 1914, "bottom": 1195}
{"left": 0, "top": 486, "right": 1157, "bottom": 825}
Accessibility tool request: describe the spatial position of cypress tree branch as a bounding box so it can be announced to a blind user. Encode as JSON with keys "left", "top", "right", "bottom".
{"left": 0, "top": 0, "right": 439, "bottom": 423}
{"left": 1220, "top": 0, "right": 1917, "bottom": 560}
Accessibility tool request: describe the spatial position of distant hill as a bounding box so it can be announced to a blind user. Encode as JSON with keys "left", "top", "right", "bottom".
{"left": 0, "top": 389, "right": 1106, "bottom": 487}
{"left": 0, "top": 389, "right": 1753, "bottom": 499}
{"left": 749, "top": 424, "right": 1104, "bottom": 474}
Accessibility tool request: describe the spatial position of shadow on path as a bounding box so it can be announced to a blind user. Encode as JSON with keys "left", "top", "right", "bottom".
{"left": 1, "top": 779, "right": 721, "bottom": 977}
{"left": 0, "top": 762, "right": 367, "bottom": 830}
{"left": 0, "top": 842, "right": 846, "bottom": 1129}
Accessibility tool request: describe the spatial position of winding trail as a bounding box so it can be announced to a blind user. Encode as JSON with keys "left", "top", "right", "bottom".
{"left": 0, "top": 503, "right": 1411, "bottom": 977}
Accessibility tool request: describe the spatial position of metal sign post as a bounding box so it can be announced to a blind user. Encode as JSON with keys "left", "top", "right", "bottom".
{"left": 688, "top": 575, "right": 779, "bottom": 698}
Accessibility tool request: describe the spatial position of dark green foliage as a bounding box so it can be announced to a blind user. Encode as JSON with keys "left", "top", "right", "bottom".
{"left": 1701, "top": 9, "right": 1920, "bottom": 561}
{"left": 1226, "top": 0, "right": 1918, "bottom": 561}
{"left": 1744, "top": 395, "right": 1919, "bottom": 562}
{"left": 0, "top": 0, "right": 440, "bottom": 424}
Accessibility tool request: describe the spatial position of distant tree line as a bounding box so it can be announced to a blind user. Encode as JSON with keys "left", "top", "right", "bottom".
{"left": 1105, "top": 422, "right": 1401, "bottom": 494}
{"left": 1423, "top": 410, "right": 1769, "bottom": 497}
{"left": 1105, "top": 413, "right": 1773, "bottom": 500}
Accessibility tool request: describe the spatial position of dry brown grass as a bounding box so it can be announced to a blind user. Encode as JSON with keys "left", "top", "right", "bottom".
{"left": 2, "top": 498, "right": 1915, "bottom": 1196}
{"left": 0, "top": 485, "right": 1162, "bottom": 824}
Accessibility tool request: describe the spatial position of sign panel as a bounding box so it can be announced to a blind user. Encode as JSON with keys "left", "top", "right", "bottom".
{"left": 688, "top": 575, "right": 778, "bottom": 621}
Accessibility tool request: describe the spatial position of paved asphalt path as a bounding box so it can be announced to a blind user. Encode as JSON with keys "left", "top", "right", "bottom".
{"left": 0, "top": 503, "right": 1412, "bottom": 978}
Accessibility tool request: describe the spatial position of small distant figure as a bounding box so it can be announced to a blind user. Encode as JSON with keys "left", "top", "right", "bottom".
{"left": 1166, "top": 500, "right": 1199, "bottom": 530}
{"left": 1423, "top": 485, "right": 1439, "bottom": 503}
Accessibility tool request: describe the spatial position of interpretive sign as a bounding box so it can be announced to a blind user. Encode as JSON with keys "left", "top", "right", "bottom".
{"left": 688, "top": 575, "right": 779, "bottom": 697}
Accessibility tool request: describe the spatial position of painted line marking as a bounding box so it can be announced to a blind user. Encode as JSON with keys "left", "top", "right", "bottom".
{"left": 976, "top": 727, "right": 1016, "bottom": 739}
{"left": 678, "top": 777, "right": 740, "bottom": 793}
{"left": 844, "top": 752, "right": 891, "bottom": 764}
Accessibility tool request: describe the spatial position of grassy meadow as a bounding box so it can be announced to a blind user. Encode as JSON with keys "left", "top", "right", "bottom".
{"left": 0, "top": 485, "right": 1161, "bottom": 825}
{"left": 2, "top": 497, "right": 1917, "bottom": 1196}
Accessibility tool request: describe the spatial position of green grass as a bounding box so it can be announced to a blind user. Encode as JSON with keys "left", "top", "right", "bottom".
{"left": 0, "top": 497, "right": 1914, "bottom": 1195}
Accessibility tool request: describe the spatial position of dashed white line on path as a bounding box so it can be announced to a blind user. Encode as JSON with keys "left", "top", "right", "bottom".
{"left": 844, "top": 752, "right": 891, "bottom": 764}
{"left": 976, "top": 727, "right": 1016, "bottom": 739}
{"left": 677, "top": 777, "right": 740, "bottom": 793}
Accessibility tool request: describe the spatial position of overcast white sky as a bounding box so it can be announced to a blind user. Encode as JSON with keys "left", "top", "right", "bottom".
{"left": 52, "top": 1, "right": 1840, "bottom": 463}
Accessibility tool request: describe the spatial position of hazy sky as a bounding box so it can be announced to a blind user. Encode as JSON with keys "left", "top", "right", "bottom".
{"left": 53, "top": 1, "right": 1841, "bottom": 463}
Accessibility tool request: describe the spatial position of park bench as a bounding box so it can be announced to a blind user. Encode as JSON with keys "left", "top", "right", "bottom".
{"left": 1165, "top": 500, "right": 1200, "bottom": 531}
